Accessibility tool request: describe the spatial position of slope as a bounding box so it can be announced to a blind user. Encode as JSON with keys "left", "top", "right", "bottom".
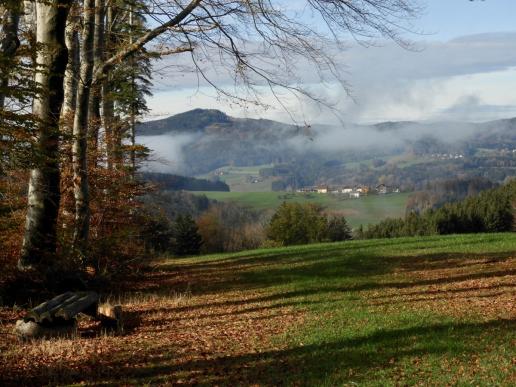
{"left": 2, "top": 233, "right": 515, "bottom": 385}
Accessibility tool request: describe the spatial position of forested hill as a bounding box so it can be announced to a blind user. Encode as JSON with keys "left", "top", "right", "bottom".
{"left": 137, "top": 109, "right": 304, "bottom": 174}
{"left": 137, "top": 109, "right": 516, "bottom": 187}
{"left": 141, "top": 172, "right": 230, "bottom": 192}
{"left": 137, "top": 108, "right": 299, "bottom": 137}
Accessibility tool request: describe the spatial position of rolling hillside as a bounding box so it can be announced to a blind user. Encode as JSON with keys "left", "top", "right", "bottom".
{"left": 138, "top": 109, "right": 516, "bottom": 190}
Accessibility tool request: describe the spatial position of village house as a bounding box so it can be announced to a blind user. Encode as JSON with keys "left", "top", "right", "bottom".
{"left": 354, "top": 185, "right": 369, "bottom": 194}
{"left": 376, "top": 184, "right": 401, "bottom": 194}
{"left": 376, "top": 184, "right": 387, "bottom": 194}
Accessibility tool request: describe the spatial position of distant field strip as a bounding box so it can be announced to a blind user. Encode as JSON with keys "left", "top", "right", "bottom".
{"left": 192, "top": 191, "right": 410, "bottom": 227}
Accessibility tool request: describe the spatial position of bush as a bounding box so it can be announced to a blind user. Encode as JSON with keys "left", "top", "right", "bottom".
{"left": 266, "top": 202, "right": 327, "bottom": 245}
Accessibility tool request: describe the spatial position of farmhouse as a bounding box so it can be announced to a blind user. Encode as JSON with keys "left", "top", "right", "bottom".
{"left": 296, "top": 187, "right": 317, "bottom": 193}
{"left": 376, "top": 184, "right": 387, "bottom": 194}
{"left": 376, "top": 184, "right": 401, "bottom": 194}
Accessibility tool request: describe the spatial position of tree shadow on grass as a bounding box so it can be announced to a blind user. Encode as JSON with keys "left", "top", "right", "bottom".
{"left": 116, "top": 248, "right": 514, "bottom": 329}
{"left": 158, "top": 249, "right": 515, "bottom": 302}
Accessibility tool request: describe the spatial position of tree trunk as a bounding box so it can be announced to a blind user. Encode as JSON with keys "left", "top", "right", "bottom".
{"left": 60, "top": 3, "right": 79, "bottom": 203}
{"left": 22, "top": 0, "right": 37, "bottom": 62}
{"left": 0, "top": 1, "right": 21, "bottom": 110}
{"left": 22, "top": 0, "right": 37, "bottom": 34}
{"left": 71, "top": 0, "right": 95, "bottom": 258}
{"left": 19, "top": 0, "right": 72, "bottom": 271}
{"left": 128, "top": 5, "right": 136, "bottom": 174}
{"left": 62, "top": 5, "right": 79, "bottom": 122}
{"left": 89, "top": 0, "right": 105, "bottom": 160}
{"left": 102, "top": 1, "right": 115, "bottom": 170}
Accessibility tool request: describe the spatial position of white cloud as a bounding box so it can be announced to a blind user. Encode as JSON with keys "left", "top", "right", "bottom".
{"left": 146, "top": 32, "right": 516, "bottom": 124}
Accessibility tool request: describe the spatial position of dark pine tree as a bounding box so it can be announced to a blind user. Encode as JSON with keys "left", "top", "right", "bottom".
{"left": 173, "top": 215, "right": 203, "bottom": 256}
{"left": 326, "top": 216, "right": 353, "bottom": 242}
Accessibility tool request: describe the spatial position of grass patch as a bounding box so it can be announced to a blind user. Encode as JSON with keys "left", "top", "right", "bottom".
{"left": 196, "top": 164, "right": 275, "bottom": 192}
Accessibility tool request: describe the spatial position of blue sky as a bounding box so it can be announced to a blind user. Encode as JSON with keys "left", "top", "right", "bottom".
{"left": 146, "top": 0, "right": 516, "bottom": 124}
{"left": 418, "top": 0, "right": 516, "bottom": 39}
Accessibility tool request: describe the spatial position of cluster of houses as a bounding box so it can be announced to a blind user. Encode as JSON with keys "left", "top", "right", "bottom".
{"left": 296, "top": 184, "right": 400, "bottom": 198}
{"left": 430, "top": 153, "right": 464, "bottom": 160}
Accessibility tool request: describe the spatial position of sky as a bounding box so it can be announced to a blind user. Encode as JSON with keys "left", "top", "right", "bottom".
{"left": 145, "top": 0, "right": 516, "bottom": 125}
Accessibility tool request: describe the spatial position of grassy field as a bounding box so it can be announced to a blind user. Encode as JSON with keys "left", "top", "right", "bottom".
{"left": 193, "top": 191, "right": 410, "bottom": 227}
{"left": 1, "top": 233, "right": 515, "bottom": 385}
{"left": 197, "top": 165, "right": 275, "bottom": 192}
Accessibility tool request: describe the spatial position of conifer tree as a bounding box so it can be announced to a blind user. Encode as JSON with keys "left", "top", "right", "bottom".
{"left": 173, "top": 214, "right": 203, "bottom": 256}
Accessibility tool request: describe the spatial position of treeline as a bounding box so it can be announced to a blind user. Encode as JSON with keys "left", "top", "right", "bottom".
{"left": 142, "top": 191, "right": 267, "bottom": 255}
{"left": 406, "top": 177, "right": 497, "bottom": 213}
{"left": 358, "top": 180, "right": 516, "bottom": 239}
{"left": 142, "top": 172, "right": 230, "bottom": 192}
{"left": 143, "top": 194, "right": 354, "bottom": 254}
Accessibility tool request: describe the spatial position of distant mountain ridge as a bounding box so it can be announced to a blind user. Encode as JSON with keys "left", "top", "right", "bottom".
{"left": 138, "top": 109, "right": 516, "bottom": 189}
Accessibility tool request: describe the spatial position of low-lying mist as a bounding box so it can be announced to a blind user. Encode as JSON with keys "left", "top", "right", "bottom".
{"left": 297, "top": 120, "right": 479, "bottom": 153}
{"left": 139, "top": 133, "right": 198, "bottom": 174}
{"left": 138, "top": 113, "right": 514, "bottom": 175}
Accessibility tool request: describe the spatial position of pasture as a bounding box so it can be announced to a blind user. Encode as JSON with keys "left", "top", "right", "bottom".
{"left": 193, "top": 191, "right": 410, "bottom": 227}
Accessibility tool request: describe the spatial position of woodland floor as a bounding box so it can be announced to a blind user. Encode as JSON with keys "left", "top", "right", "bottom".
{"left": 0, "top": 233, "right": 515, "bottom": 386}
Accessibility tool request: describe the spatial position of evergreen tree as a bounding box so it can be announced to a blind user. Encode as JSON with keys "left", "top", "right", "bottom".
{"left": 173, "top": 215, "right": 203, "bottom": 256}
{"left": 327, "top": 216, "right": 352, "bottom": 242}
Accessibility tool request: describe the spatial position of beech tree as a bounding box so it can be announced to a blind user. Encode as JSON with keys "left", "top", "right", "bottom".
{"left": 19, "top": 0, "right": 73, "bottom": 270}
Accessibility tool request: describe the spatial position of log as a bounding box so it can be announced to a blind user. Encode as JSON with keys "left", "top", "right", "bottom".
{"left": 26, "top": 292, "right": 75, "bottom": 322}
{"left": 97, "top": 303, "right": 122, "bottom": 321}
{"left": 25, "top": 291, "right": 99, "bottom": 323}
{"left": 54, "top": 292, "right": 99, "bottom": 320}
{"left": 97, "top": 303, "right": 123, "bottom": 331}
{"left": 39, "top": 293, "right": 82, "bottom": 323}
{"left": 14, "top": 319, "right": 77, "bottom": 340}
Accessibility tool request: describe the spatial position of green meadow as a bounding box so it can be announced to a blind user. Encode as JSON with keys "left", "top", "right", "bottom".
{"left": 165, "top": 233, "right": 516, "bottom": 385}
{"left": 192, "top": 191, "right": 410, "bottom": 227}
